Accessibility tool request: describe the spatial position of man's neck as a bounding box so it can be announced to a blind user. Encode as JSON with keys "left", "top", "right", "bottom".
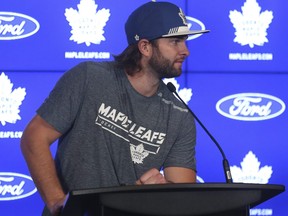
{"left": 126, "top": 69, "right": 160, "bottom": 97}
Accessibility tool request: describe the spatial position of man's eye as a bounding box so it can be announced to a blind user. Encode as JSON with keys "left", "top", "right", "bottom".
{"left": 172, "top": 39, "right": 180, "bottom": 44}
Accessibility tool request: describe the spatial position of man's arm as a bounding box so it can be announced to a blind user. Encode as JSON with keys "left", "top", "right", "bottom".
{"left": 164, "top": 167, "right": 196, "bottom": 183}
{"left": 20, "top": 115, "right": 65, "bottom": 215}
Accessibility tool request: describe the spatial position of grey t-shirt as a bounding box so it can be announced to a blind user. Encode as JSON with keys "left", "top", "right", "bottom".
{"left": 37, "top": 61, "right": 196, "bottom": 192}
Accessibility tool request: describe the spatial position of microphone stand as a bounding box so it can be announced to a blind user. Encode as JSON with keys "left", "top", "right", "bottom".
{"left": 167, "top": 82, "right": 233, "bottom": 183}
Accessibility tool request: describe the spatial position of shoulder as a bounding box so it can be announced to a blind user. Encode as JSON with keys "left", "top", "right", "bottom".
{"left": 69, "top": 61, "right": 116, "bottom": 75}
{"left": 60, "top": 61, "right": 117, "bottom": 83}
{"left": 85, "top": 61, "right": 115, "bottom": 70}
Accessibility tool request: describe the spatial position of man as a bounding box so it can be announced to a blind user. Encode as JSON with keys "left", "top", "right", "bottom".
{"left": 20, "top": 1, "right": 208, "bottom": 215}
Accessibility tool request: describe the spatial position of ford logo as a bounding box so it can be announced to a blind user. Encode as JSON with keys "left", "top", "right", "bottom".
{"left": 216, "top": 93, "right": 286, "bottom": 121}
{"left": 186, "top": 16, "right": 207, "bottom": 40}
{"left": 0, "top": 12, "right": 40, "bottom": 40}
{"left": 0, "top": 172, "right": 37, "bottom": 201}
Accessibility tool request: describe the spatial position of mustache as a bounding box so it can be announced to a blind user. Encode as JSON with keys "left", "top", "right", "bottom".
{"left": 175, "top": 57, "right": 187, "bottom": 63}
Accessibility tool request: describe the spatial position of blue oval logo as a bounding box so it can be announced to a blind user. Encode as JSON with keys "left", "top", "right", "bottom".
{"left": 0, "top": 172, "right": 37, "bottom": 201}
{"left": 0, "top": 12, "right": 40, "bottom": 40}
{"left": 216, "top": 93, "right": 286, "bottom": 121}
{"left": 186, "top": 16, "right": 207, "bottom": 40}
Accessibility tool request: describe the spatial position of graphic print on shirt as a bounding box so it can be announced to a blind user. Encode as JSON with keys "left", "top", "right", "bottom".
{"left": 95, "top": 103, "right": 166, "bottom": 164}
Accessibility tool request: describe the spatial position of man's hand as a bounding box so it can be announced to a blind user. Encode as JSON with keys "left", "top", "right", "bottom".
{"left": 49, "top": 205, "right": 63, "bottom": 216}
{"left": 136, "top": 168, "right": 169, "bottom": 185}
{"left": 136, "top": 167, "right": 196, "bottom": 185}
{"left": 48, "top": 195, "right": 67, "bottom": 216}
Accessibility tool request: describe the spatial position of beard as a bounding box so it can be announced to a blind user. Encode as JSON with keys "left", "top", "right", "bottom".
{"left": 148, "top": 47, "right": 183, "bottom": 79}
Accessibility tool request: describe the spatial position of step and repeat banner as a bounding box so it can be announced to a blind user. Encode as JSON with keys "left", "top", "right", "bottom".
{"left": 1, "top": 0, "right": 287, "bottom": 215}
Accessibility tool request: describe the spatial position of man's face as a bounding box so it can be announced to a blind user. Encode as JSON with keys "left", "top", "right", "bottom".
{"left": 148, "top": 36, "right": 189, "bottom": 79}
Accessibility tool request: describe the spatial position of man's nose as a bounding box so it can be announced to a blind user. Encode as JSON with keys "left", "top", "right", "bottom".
{"left": 181, "top": 43, "right": 190, "bottom": 57}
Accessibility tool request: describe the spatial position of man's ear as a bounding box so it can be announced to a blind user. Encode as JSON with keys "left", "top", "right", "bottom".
{"left": 138, "top": 39, "right": 152, "bottom": 57}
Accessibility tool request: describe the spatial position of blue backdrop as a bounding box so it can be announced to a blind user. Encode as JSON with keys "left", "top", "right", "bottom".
{"left": 0, "top": 0, "right": 287, "bottom": 215}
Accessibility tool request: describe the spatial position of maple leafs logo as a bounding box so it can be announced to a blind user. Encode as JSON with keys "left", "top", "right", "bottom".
{"left": 229, "top": 0, "right": 273, "bottom": 48}
{"left": 163, "top": 78, "right": 193, "bottom": 104}
{"left": 230, "top": 151, "right": 273, "bottom": 184}
{"left": 0, "top": 72, "right": 26, "bottom": 126}
{"left": 130, "top": 144, "right": 149, "bottom": 164}
{"left": 178, "top": 8, "right": 188, "bottom": 26}
{"left": 65, "top": 0, "right": 111, "bottom": 46}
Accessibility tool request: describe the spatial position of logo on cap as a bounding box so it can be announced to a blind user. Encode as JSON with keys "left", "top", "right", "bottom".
{"left": 134, "top": 34, "right": 140, "bottom": 42}
{"left": 178, "top": 8, "right": 188, "bottom": 26}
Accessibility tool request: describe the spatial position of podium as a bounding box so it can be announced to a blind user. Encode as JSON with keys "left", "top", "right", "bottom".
{"left": 61, "top": 183, "right": 285, "bottom": 216}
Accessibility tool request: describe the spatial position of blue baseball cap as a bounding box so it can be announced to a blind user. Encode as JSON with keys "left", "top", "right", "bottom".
{"left": 125, "top": 1, "right": 209, "bottom": 45}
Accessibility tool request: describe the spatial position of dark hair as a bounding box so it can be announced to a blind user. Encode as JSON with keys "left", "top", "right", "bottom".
{"left": 113, "top": 40, "right": 158, "bottom": 76}
{"left": 113, "top": 44, "right": 142, "bottom": 76}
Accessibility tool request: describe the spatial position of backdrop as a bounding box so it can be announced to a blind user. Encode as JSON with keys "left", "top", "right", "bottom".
{"left": 1, "top": 0, "right": 287, "bottom": 215}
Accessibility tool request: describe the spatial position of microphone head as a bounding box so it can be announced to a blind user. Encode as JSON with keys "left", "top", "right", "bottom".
{"left": 166, "top": 82, "right": 176, "bottom": 93}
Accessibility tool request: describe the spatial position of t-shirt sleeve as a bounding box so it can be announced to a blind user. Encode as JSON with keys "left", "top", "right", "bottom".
{"left": 163, "top": 112, "right": 197, "bottom": 171}
{"left": 37, "top": 62, "right": 88, "bottom": 134}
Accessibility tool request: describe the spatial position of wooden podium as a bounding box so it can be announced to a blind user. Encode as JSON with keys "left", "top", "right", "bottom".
{"left": 61, "top": 183, "right": 285, "bottom": 216}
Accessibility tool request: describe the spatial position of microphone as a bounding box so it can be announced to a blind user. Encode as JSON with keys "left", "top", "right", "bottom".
{"left": 166, "top": 82, "right": 233, "bottom": 183}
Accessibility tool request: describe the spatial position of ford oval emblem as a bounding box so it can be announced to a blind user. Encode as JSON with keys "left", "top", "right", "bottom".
{"left": 0, "top": 12, "right": 40, "bottom": 40}
{"left": 186, "top": 16, "right": 207, "bottom": 40}
{"left": 216, "top": 93, "right": 286, "bottom": 121}
{"left": 0, "top": 172, "right": 37, "bottom": 201}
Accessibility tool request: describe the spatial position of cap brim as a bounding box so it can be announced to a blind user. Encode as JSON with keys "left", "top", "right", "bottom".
{"left": 162, "top": 29, "right": 210, "bottom": 37}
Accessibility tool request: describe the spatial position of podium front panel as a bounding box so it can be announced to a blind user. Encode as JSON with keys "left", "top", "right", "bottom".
{"left": 100, "top": 188, "right": 260, "bottom": 215}
{"left": 66, "top": 183, "right": 285, "bottom": 216}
